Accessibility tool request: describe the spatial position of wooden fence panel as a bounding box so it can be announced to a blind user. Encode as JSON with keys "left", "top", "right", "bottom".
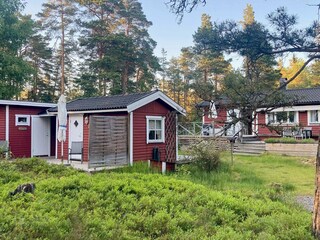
{"left": 89, "top": 116, "right": 128, "bottom": 168}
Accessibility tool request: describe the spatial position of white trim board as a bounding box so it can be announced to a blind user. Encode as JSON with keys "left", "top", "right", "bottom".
{"left": 0, "top": 100, "right": 56, "bottom": 108}
{"left": 257, "top": 105, "right": 320, "bottom": 112}
{"left": 5, "top": 105, "right": 9, "bottom": 141}
{"left": 129, "top": 112, "right": 133, "bottom": 166}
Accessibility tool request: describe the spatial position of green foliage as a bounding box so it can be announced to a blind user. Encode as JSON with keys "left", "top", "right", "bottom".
{"left": 0, "top": 0, "right": 34, "bottom": 99}
{"left": 77, "top": 0, "right": 159, "bottom": 95}
{"left": 190, "top": 141, "right": 221, "bottom": 172}
{"left": 265, "top": 138, "right": 316, "bottom": 144}
{"left": 0, "top": 158, "right": 314, "bottom": 239}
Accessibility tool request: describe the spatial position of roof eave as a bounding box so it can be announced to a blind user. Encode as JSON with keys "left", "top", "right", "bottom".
{"left": 0, "top": 100, "right": 56, "bottom": 108}
{"left": 48, "top": 108, "right": 128, "bottom": 115}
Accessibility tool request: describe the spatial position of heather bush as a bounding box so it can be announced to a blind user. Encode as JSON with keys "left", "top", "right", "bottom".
{"left": 190, "top": 140, "right": 221, "bottom": 172}
{"left": 0, "top": 158, "right": 314, "bottom": 239}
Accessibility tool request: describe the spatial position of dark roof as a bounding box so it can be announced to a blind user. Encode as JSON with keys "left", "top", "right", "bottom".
{"left": 283, "top": 87, "right": 320, "bottom": 105}
{"left": 197, "top": 87, "right": 320, "bottom": 108}
{"left": 48, "top": 91, "right": 157, "bottom": 112}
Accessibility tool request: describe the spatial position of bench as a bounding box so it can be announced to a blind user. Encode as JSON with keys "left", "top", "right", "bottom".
{"left": 69, "top": 141, "right": 83, "bottom": 164}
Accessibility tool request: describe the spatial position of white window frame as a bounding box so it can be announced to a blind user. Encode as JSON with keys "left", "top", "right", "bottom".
{"left": 265, "top": 111, "right": 298, "bottom": 125}
{"left": 308, "top": 110, "right": 320, "bottom": 124}
{"left": 15, "top": 114, "right": 30, "bottom": 126}
{"left": 146, "top": 116, "right": 165, "bottom": 144}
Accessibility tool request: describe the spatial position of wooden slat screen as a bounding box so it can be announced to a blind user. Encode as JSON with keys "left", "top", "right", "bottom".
{"left": 89, "top": 116, "right": 128, "bottom": 168}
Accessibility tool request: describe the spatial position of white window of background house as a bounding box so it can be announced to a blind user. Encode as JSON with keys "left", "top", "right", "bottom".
{"left": 309, "top": 110, "right": 320, "bottom": 124}
{"left": 15, "top": 115, "right": 30, "bottom": 126}
{"left": 266, "top": 111, "right": 297, "bottom": 124}
{"left": 146, "top": 116, "right": 165, "bottom": 143}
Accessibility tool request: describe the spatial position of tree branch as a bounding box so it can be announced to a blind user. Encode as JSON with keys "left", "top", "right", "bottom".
{"left": 284, "top": 54, "right": 320, "bottom": 86}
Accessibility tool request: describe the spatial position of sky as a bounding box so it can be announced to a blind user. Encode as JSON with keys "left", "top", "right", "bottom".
{"left": 24, "top": 0, "right": 319, "bottom": 63}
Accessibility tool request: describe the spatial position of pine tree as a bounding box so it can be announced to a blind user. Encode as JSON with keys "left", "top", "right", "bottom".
{"left": 77, "top": 0, "right": 158, "bottom": 95}
{"left": 0, "top": 0, "right": 34, "bottom": 99}
{"left": 193, "top": 13, "right": 230, "bottom": 99}
{"left": 37, "top": 0, "right": 79, "bottom": 96}
{"left": 240, "top": 4, "right": 255, "bottom": 28}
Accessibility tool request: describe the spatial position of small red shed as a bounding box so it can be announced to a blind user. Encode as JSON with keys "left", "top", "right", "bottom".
{"left": 47, "top": 90, "right": 186, "bottom": 169}
{"left": 0, "top": 100, "right": 56, "bottom": 158}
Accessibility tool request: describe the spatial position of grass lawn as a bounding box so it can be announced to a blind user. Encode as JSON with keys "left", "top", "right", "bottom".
{"left": 233, "top": 153, "right": 315, "bottom": 195}
{"left": 175, "top": 152, "right": 315, "bottom": 196}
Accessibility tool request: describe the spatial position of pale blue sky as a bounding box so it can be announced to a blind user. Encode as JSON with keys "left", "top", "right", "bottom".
{"left": 24, "top": 0, "right": 318, "bottom": 62}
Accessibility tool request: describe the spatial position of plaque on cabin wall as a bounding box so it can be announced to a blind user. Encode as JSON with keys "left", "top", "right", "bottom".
{"left": 18, "top": 127, "right": 27, "bottom": 131}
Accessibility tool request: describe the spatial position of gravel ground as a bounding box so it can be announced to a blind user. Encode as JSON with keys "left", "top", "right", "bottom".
{"left": 296, "top": 196, "right": 314, "bottom": 212}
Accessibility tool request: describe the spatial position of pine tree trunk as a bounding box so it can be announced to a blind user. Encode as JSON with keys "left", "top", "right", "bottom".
{"left": 121, "top": 64, "right": 128, "bottom": 94}
{"left": 60, "top": 0, "right": 65, "bottom": 94}
{"left": 313, "top": 137, "right": 320, "bottom": 238}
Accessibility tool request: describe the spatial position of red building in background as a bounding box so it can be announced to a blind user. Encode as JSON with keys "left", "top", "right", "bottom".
{"left": 199, "top": 87, "right": 320, "bottom": 139}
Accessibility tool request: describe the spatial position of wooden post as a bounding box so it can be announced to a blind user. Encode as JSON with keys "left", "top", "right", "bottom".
{"left": 313, "top": 136, "right": 320, "bottom": 238}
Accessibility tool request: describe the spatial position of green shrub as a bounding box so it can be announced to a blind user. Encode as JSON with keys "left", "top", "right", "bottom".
{"left": 265, "top": 138, "right": 316, "bottom": 144}
{"left": 0, "top": 159, "right": 314, "bottom": 239}
{"left": 190, "top": 140, "right": 221, "bottom": 172}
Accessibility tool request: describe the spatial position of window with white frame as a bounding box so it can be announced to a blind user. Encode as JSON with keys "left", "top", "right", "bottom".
{"left": 146, "top": 116, "right": 165, "bottom": 143}
{"left": 309, "top": 110, "right": 320, "bottom": 123}
{"left": 15, "top": 115, "right": 30, "bottom": 126}
{"left": 266, "top": 111, "right": 297, "bottom": 124}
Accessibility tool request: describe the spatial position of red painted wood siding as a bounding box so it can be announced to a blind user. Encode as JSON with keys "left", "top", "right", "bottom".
{"left": 8, "top": 106, "right": 48, "bottom": 158}
{"left": 302, "top": 111, "right": 320, "bottom": 136}
{"left": 0, "top": 106, "right": 5, "bottom": 140}
{"left": 133, "top": 100, "right": 175, "bottom": 162}
{"left": 203, "top": 107, "right": 227, "bottom": 128}
{"left": 257, "top": 111, "right": 320, "bottom": 137}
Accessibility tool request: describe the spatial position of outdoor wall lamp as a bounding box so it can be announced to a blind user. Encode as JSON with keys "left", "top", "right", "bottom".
{"left": 84, "top": 116, "right": 89, "bottom": 125}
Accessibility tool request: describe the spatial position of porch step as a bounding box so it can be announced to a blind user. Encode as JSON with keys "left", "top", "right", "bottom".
{"left": 241, "top": 135, "right": 260, "bottom": 142}
{"left": 233, "top": 142, "right": 266, "bottom": 155}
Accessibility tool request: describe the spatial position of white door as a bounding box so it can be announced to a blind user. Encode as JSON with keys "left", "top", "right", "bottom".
{"left": 69, "top": 114, "right": 83, "bottom": 160}
{"left": 31, "top": 116, "right": 50, "bottom": 157}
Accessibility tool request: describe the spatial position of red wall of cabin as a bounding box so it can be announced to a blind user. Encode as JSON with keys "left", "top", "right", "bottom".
{"left": 133, "top": 100, "right": 175, "bottom": 162}
{"left": 8, "top": 106, "right": 48, "bottom": 158}
{"left": 203, "top": 107, "right": 228, "bottom": 128}
{"left": 257, "top": 111, "right": 320, "bottom": 138}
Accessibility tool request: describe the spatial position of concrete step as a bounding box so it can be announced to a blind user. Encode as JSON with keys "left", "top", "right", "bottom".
{"left": 241, "top": 135, "right": 260, "bottom": 142}
{"left": 239, "top": 141, "right": 265, "bottom": 144}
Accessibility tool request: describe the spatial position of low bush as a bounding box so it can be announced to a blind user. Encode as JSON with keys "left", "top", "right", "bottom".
{"left": 265, "top": 138, "right": 316, "bottom": 144}
{"left": 190, "top": 140, "right": 221, "bottom": 172}
{"left": 0, "top": 158, "right": 314, "bottom": 239}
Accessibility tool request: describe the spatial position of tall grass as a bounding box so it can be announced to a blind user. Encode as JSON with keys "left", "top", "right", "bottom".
{"left": 175, "top": 152, "right": 315, "bottom": 196}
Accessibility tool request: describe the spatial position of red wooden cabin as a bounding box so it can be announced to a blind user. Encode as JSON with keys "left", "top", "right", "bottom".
{"left": 47, "top": 90, "right": 186, "bottom": 170}
{"left": 199, "top": 87, "right": 320, "bottom": 139}
{"left": 0, "top": 100, "right": 56, "bottom": 158}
